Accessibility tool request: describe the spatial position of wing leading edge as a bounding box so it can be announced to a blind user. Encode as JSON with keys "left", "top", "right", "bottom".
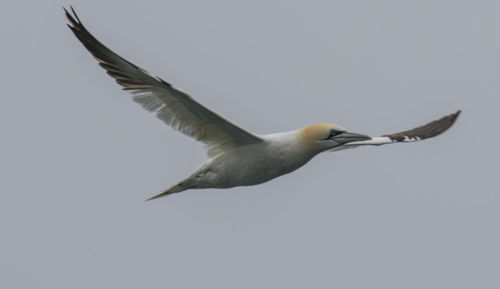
{"left": 348, "top": 110, "right": 461, "bottom": 146}
{"left": 65, "top": 7, "right": 262, "bottom": 157}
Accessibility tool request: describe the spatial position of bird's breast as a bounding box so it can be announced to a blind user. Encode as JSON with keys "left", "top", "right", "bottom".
{"left": 193, "top": 141, "right": 314, "bottom": 188}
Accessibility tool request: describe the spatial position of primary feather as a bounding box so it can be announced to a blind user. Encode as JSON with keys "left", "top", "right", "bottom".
{"left": 64, "top": 7, "right": 262, "bottom": 157}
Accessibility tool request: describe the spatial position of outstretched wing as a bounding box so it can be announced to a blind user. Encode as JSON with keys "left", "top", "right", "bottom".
{"left": 348, "top": 110, "right": 461, "bottom": 146}
{"left": 65, "top": 7, "right": 262, "bottom": 157}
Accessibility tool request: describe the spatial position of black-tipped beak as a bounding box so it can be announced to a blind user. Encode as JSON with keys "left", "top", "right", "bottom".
{"left": 332, "top": 132, "right": 371, "bottom": 144}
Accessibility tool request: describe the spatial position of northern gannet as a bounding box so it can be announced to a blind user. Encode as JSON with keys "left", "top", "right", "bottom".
{"left": 64, "top": 7, "right": 460, "bottom": 200}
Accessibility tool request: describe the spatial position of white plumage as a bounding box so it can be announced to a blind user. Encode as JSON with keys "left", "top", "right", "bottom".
{"left": 65, "top": 7, "right": 460, "bottom": 200}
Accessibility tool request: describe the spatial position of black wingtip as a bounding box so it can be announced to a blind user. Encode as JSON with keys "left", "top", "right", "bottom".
{"left": 64, "top": 5, "right": 82, "bottom": 28}
{"left": 384, "top": 110, "right": 462, "bottom": 142}
{"left": 447, "top": 109, "right": 462, "bottom": 126}
{"left": 70, "top": 6, "right": 81, "bottom": 22}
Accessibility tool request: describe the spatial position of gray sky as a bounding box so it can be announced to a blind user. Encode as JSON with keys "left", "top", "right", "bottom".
{"left": 1, "top": 0, "right": 499, "bottom": 288}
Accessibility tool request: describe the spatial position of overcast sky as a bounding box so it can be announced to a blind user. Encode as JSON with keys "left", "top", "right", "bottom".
{"left": 1, "top": 0, "right": 499, "bottom": 288}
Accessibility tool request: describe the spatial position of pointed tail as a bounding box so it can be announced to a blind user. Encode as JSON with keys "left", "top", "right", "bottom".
{"left": 145, "top": 182, "right": 190, "bottom": 201}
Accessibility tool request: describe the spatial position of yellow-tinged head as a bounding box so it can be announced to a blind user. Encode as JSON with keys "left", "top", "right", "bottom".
{"left": 298, "top": 123, "right": 370, "bottom": 153}
{"left": 299, "top": 123, "right": 346, "bottom": 141}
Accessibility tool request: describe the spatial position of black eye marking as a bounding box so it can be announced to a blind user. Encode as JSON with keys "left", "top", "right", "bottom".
{"left": 323, "top": 129, "right": 343, "bottom": 140}
{"left": 331, "top": 129, "right": 343, "bottom": 137}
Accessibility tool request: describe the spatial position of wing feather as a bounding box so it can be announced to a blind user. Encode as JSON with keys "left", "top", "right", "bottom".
{"left": 383, "top": 110, "right": 461, "bottom": 142}
{"left": 347, "top": 110, "right": 461, "bottom": 146}
{"left": 65, "top": 7, "right": 262, "bottom": 157}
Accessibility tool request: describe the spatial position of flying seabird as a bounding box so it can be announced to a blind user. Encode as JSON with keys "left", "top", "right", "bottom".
{"left": 64, "top": 7, "right": 460, "bottom": 200}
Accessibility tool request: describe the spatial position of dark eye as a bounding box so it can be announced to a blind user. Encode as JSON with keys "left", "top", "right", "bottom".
{"left": 323, "top": 129, "right": 342, "bottom": 140}
{"left": 329, "top": 129, "right": 342, "bottom": 138}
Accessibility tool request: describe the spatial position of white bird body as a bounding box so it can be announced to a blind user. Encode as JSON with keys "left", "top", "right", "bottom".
{"left": 65, "top": 8, "right": 461, "bottom": 200}
{"left": 186, "top": 130, "right": 315, "bottom": 190}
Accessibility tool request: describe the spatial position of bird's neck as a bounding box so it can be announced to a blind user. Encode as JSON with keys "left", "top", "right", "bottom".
{"left": 263, "top": 130, "right": 323, "bottom": 158}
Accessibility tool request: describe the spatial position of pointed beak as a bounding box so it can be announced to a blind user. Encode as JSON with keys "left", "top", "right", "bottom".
{"left": 332, "top": 131, "right": 371, "bottom": 144}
